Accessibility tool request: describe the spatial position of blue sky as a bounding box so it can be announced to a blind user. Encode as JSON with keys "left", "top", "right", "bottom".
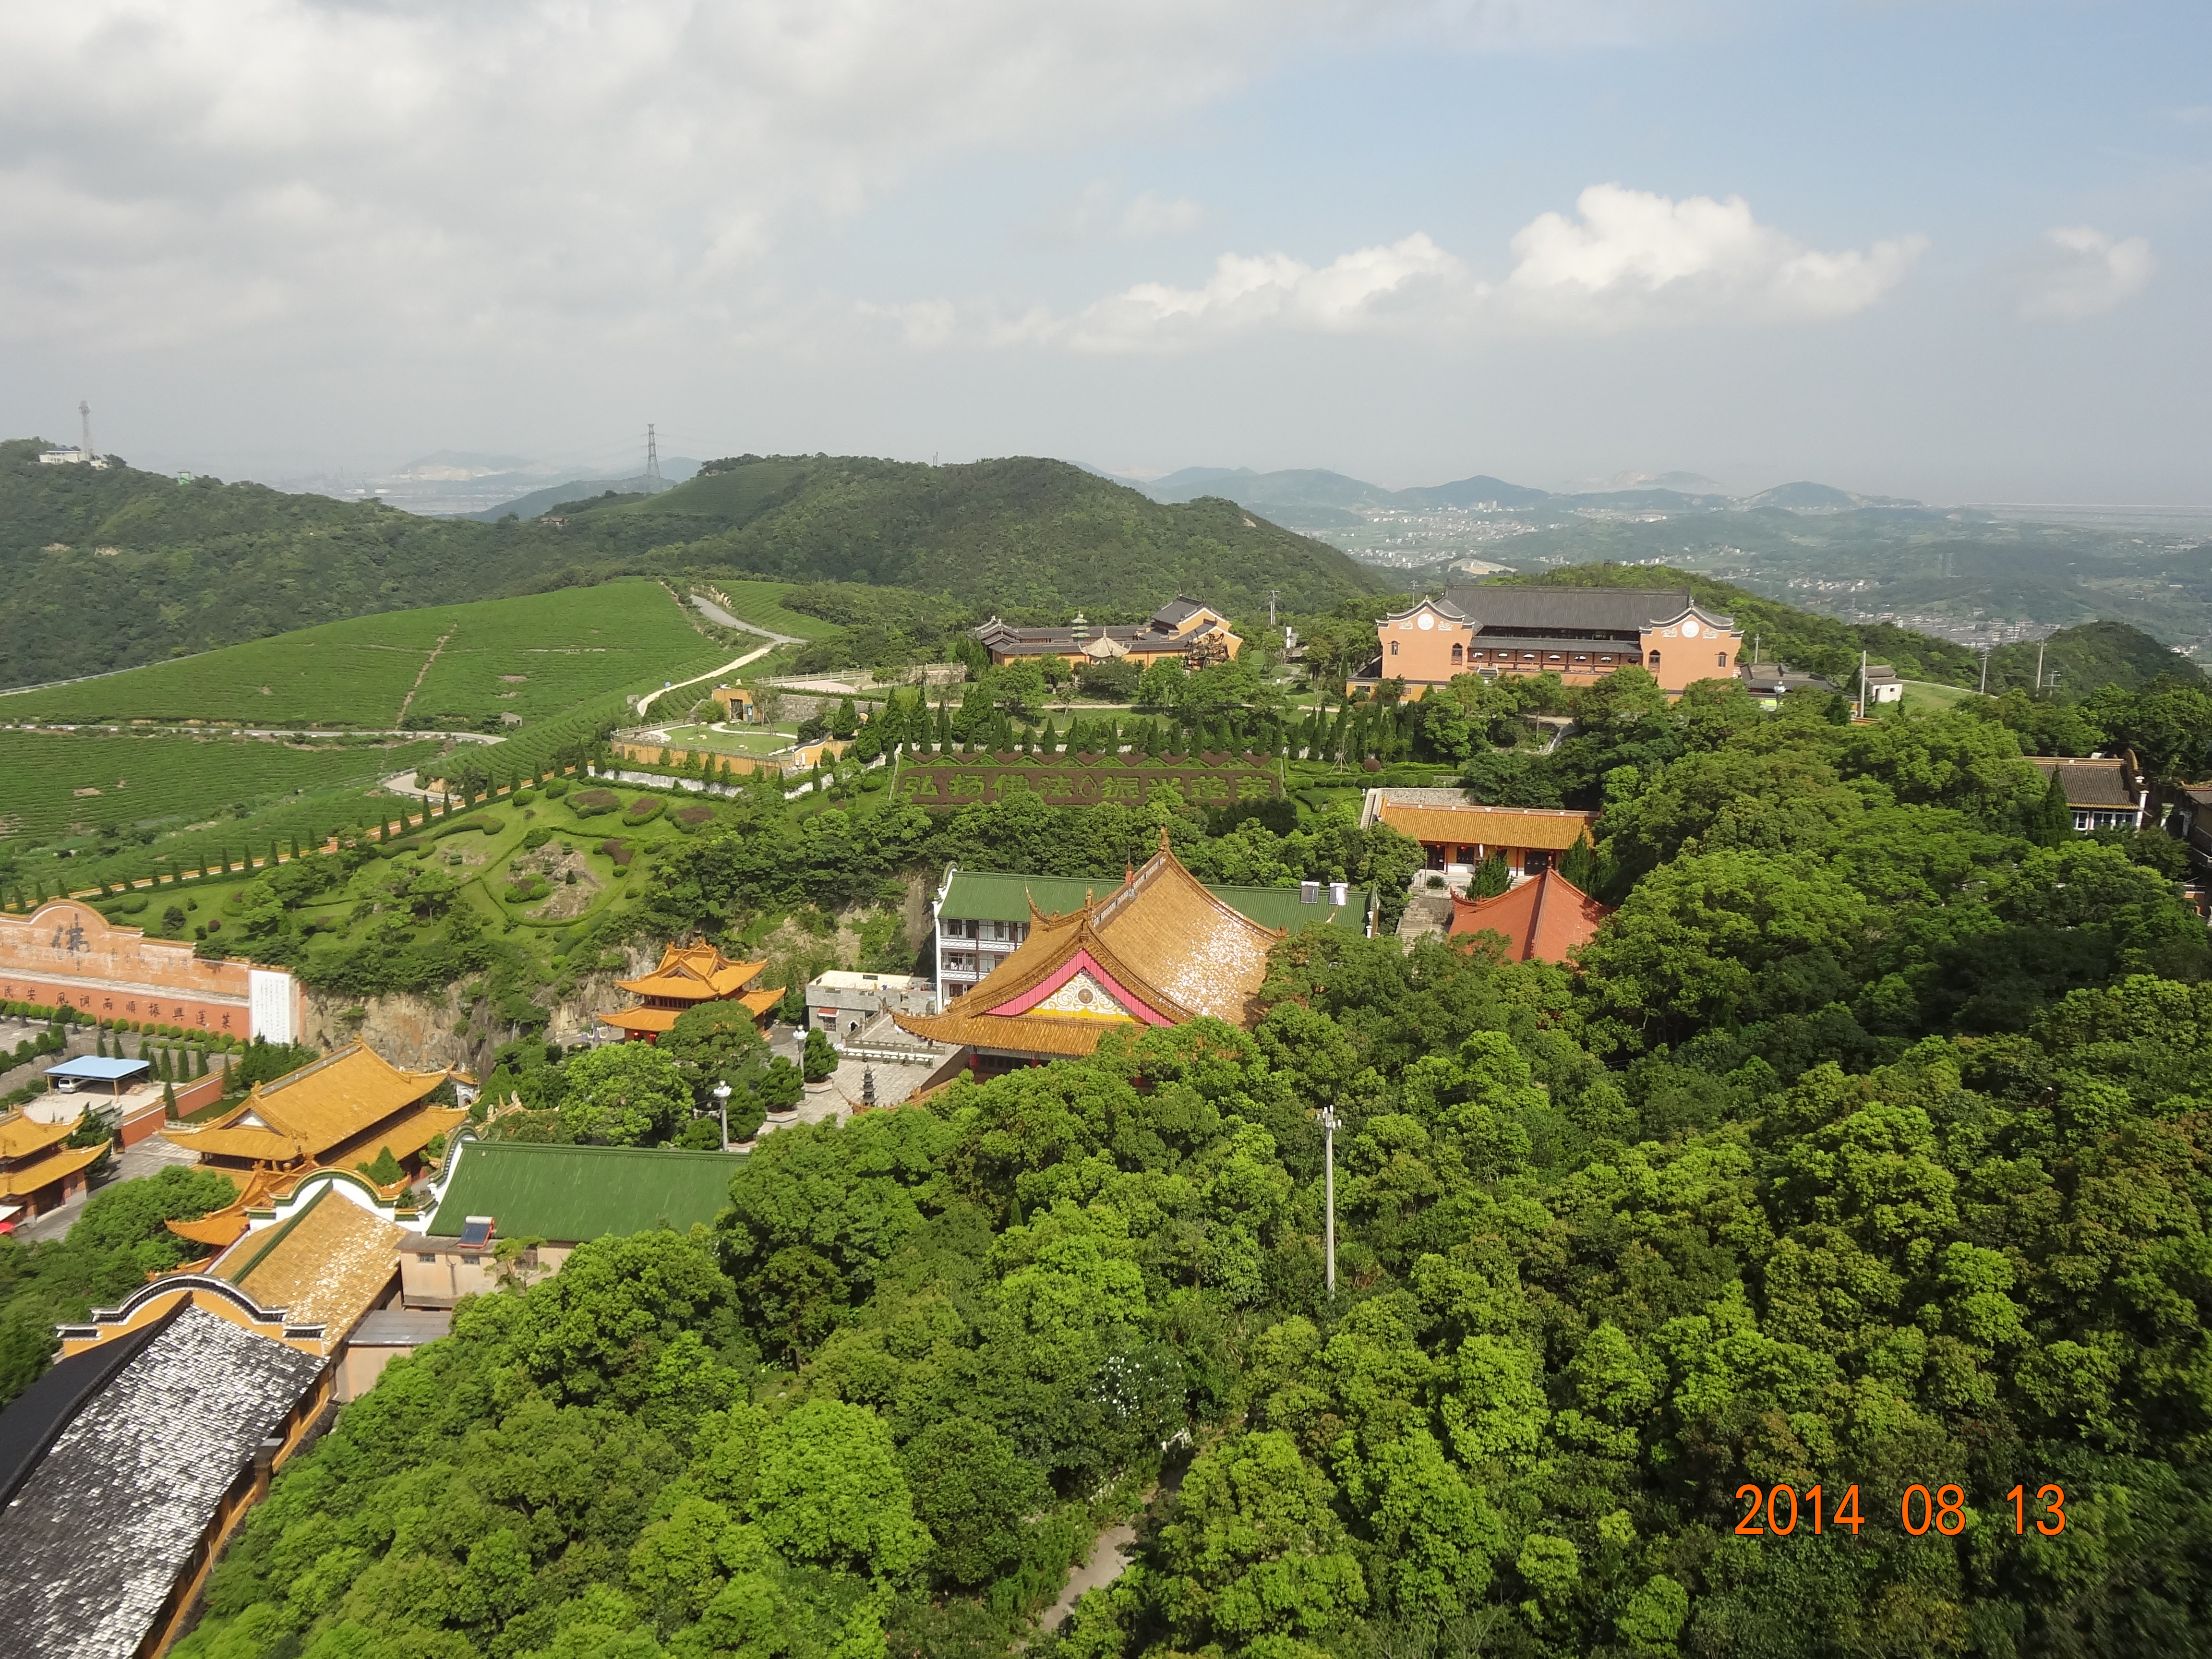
{"left": 1, "top": 0, "right": 2204, "bottom": 500}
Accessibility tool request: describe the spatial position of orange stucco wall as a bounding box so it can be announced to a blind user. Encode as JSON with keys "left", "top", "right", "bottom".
{"left": 0, "top": 902, "right": 284, "bottom": 1038}
{"left": 1375, "top": 605, "right": 1740, "bottom": 695}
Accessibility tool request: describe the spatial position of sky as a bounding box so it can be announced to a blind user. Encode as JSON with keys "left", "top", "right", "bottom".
{"left": 1, "top": 0, "right": 2206, "bottom": 502}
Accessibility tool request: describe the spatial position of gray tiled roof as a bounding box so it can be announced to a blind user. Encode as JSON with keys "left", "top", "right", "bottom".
{"left": 0, "top": 1306, "right": 325, "bottom": 1659}
{"left": 2030, "top": 757, "right": 2140, "bottom": 808}
{"left": 1442, "top": 586, "right": 1717, "bottom": 634}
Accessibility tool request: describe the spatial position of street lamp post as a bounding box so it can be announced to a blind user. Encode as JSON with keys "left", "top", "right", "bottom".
{"left": 1319, "top": 1105, "right": 1340, "bottom": 1300}
{"left": 711, "top": 1080, "right": 732, "bottom": 1150}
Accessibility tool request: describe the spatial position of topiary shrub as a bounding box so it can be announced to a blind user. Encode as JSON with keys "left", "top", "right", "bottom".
{"left": 623, "top": 796, "right": 665, "bottom": 825}
{"left": 541, "top": 776, "right": 571, "bottom": 798}
{"left": 504, "top": 874, "right": 553, "bottom": 904}
{"left": 571, "top": 788, "right": 620, "bottom": 817}
{"left": 671, "top": 804, "right": 718, "bottom": 833}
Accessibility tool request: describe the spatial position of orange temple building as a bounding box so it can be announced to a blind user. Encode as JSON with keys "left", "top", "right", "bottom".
{"left": 894, "top": 833, "right": 1284, "bottom": 1076}
{"left": 1448, "top": 867, "right": 1612, "bottom": 964}
{"left": 600, "top": 941, "right": 783, "bottom": 1041}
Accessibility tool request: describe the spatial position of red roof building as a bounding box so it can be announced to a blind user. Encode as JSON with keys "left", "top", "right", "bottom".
{"left": 1448, "top": 868, "right": 1611, "bottom": 964}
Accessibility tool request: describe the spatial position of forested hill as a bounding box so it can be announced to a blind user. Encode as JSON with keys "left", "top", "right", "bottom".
{"left": 535, "top": 455, "right": 1379, "bottom": 616}
{"left": 1988, "top": 618, "right": 2206, "bottom": 694}
{"left": 0, "top": 443, "right": 1376, "bottom": 689}
{"left": 1489, "top": 563, "right": 1983, "bottom": 686}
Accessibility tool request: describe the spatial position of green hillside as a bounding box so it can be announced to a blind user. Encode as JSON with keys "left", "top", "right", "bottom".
{"left": 0, "top": 444, "right": 1373, "bottom": 689}
{"left": 561, "top": 454, "right": 1380, "bottom": 615}
{"left": 0, "top": 579, "right": 728, "bottom": 729}
{"left": 1986, "top": 618, "right": 2205, "bottom": 695}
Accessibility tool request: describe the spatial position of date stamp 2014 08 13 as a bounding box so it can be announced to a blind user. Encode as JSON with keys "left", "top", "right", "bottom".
{"left": 1732, "top": 1484, "right": 2067, "bottom": 1538}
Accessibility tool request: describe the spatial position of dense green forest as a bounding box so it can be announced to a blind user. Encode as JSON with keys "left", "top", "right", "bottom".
{"left": 0, "top": 442, "right": 1373, "bottom": 688}
{"left": 165, "top": 660, "right": 2212, "bottom": 1659}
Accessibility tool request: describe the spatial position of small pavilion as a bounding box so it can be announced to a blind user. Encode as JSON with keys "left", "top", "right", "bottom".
{"left": 601, "top": 941, "right": 783, "bottom": 1042}
{"left": 894, "top": 832, "right": 1286, "bottom": 1077}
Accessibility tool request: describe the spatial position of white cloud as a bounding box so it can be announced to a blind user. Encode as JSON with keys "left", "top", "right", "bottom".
{"left": 0, "top": 0, "right": 1668, "bottom": 360}
{"left": 2017, "top": 226, "right": 2155, "bottom": 322}
{"left": 1119, "top": 192, "right": 1207, "bottom": 240}
{"left": 924, "top": 183, "right": 1924, "bottom": 352}
{"left": 1504, "top": 184, "right": 1926, "bottom": 328}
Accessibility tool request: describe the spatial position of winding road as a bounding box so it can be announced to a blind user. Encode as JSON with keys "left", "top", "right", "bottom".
{"left": 632, "top": 597, "right": 809, "bottom": 719}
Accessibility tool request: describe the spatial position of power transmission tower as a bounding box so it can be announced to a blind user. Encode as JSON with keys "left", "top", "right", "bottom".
{"left": 645, "top": 423, "right": 663, "bottom": 492}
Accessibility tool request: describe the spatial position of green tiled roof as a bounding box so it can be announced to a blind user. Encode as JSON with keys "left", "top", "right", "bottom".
{"left": 940, "top": 869, "right": 1371, "bottom": 934}
{"left": 426, "top": 1141, "right": 744, "bottom": 1242}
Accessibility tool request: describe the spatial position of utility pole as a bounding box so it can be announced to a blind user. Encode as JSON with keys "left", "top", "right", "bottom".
{"left": 1268, "top": 588, "right": 1279, "bottom": 628}
{"left": 1858, "top": 650, "right": 1867, "bottom": 720}
{"left": 79, "top": 401, "right": 93, "bottom": 462}
{"left": 1319, "top": 1105, "right": 1340, "bottom": 1299}
{"left": 645, "top": 424, "right": 663, "bottom": 491}
{"left": 1979, "top": 647, "right": 1991, "bottom": 695}
{"left": 2035, "top": 640, "right": 2045, "bottom": 696}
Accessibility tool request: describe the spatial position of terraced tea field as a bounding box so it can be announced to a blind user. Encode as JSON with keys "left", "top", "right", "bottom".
{"left": 0, "top": 728, "right": 447, "bottom": 846}
{"left": 0, "top": 580, "right": 730, "bottom": 729}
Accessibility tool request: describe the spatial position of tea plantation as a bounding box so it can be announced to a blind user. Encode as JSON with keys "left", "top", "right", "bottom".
{"left": 0, "top": 579, "right": 731, "bottom": 729}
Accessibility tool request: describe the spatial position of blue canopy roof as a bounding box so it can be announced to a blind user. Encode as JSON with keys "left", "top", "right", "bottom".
{"left": 44, "top": 1058, "right": 150, "bottom": 1082}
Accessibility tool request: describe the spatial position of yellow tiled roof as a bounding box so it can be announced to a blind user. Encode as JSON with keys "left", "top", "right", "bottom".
{"left": 195, "top": 1043, "right": 448, "bottom": 1161}
{"left": 0, "top": 1114, "right": 78, "bottom": 1162}
{"left": 167, "top": 1125, "right": 303, "bottom": 1163}
{"left": 616, "top": 942, "right": 768, "bottom": 1000}
{"left": 216, "top": 1187, "right": 404, "bottom": 1334}
{"left": 894, "top": 834, "right": 1283, "bottom": 1055}
{"left": 0, "top": 1141, "right": 106, "bottom": 1199}
{"left": 1377, "top": 802, "right": 1596, "bottom": 851}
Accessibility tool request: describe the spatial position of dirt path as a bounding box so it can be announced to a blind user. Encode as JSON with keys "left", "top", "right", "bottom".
{"left": 1032, "top": 1519, "right": 1140, "bottom": 1639}
{"left": 394, "top": 627, "right": 457, "bottom": 725}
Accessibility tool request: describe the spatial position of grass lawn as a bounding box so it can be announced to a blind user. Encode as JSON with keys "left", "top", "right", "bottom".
{"left": 654, "top": 723, "right": 802, "bottom": 757}
{"left": 1900, "top": 679, "right": 1985, "bottom": 714}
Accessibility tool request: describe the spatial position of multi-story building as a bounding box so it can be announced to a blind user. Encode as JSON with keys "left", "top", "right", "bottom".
{"left": 1357, "top": 586, "right": 1742, "bottom": 698}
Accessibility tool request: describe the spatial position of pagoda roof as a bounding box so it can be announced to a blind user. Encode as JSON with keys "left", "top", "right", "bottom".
{"left": 0, "top": 1142, "right": 107, "bottom": 1200}
{"left": 615, "top": 942, "right": 768, "bottom": 1000}
{"left": 163, "top": 1042, "right": 450, "bottom": 1165}
{"left": 0, "top": 1113, "right": 78, "bottom": 1164}
{"left": 1448, "top": 868, "right": 1611, "bottom": 964}
{"left": 897, "top": 834, "right": 1284, "bottom": 1058}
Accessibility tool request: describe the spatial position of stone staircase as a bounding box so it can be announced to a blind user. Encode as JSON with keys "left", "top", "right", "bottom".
{"left": 1395, "top": 890, "right": 1454, "bottom": 946}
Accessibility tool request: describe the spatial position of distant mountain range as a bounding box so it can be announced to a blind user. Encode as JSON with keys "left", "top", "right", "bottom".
{"left": 1078, "top": 462, "right": 1925, "bottom": 523}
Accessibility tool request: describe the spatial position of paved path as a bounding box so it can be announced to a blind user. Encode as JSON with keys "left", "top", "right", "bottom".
{"left": 1033, "top": 1521, "right": 1140, "bottom": 1638}
{"left": 636, "top": 639, "right": 779, "bottom": 719}
{"left": 687, "top": 594, "right": 807, "bottom": 646}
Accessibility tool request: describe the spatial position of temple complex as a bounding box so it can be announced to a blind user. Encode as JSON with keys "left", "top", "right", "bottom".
{"left": 972, "top": 597, "right": 1243, "bottom": 672}
{"left": 1448, "top": 867, "right": 1612, "bottom": 965}
{"left": 600, "top": 940, "right": 782, "bottom": 1041}
{"left": 161, "top": 1043, "right": 464, "bottom": 1250}
{"left": 895, "top": 833, "right": 1285, "bottom": 1076}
